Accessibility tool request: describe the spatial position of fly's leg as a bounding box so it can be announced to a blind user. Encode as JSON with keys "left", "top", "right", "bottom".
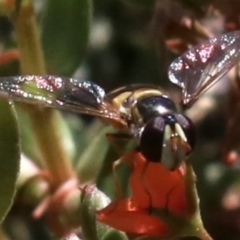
{"left": 106, "top": 133, "right": 138, "bottom": 197}
{"left": 112, "top": 150, "right": 137, "bottom": 198}
{"left": 106, "top": 132, "right": 133, "bottom": 156}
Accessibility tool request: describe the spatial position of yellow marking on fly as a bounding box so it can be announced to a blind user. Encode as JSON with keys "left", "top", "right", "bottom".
{"left": 175, "top": 123, "right": 187, "bottom": 142}
{"left": 111, "top": 88, "right": 163, "bottom": 108}
{"left": 163, "top": 125, "right": 171, "bottom": 144}
{"left": 130, "top": 89, "right": 163, "bottom": 101}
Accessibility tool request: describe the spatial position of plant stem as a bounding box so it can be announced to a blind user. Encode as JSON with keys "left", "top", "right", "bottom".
{"left": 0, "top": 227, "right": 10, "bottom": 240}
{"left": 184, "top": 160, "right": 214, "bottom": 240}
{"left": 197, "top": 227, "right": 213, "bottom": 240}
{"left": 13, "top": 1, "right": 75, "bottom": 188}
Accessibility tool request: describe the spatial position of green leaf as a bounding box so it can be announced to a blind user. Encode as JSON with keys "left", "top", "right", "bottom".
{"left": 80, "top": 185, "right": 111, "bottom": 240}
{"left": 0, "top": 100, "right": 20, "bottom": 224}
{"left": 101, "top": 229, "right": 128, "bottom": 240}
{"left": 41, "top": 0, "right": 93, "bottom": 75}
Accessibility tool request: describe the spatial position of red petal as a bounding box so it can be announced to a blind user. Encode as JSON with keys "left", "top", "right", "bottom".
{"left": 168, "top": 181, "right": 188, "bottom": 216}
{"left": 129, "top": 155, "right": 151, "bottom": 209}
{"left": 97, "top": 198, "right": 171, "bottom": 236}
{"left": 130, "top": 153, "right": 188, "bottom": 216}
{"left": 97, "top": 152, "right": 191, "bottom": 236}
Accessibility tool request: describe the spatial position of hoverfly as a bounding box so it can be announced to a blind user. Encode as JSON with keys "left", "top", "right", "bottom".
{"left": 1, "top": 31, "right": 240, "bottom": 170}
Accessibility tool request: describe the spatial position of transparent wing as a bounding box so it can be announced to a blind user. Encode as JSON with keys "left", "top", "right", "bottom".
{"left": 168, "top": 30, "right": 240, "bottom": 107}
{"left": 0, "top": 75, "right": 124, "bottom": 122}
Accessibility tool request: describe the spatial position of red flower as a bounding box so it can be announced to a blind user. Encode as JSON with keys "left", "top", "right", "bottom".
{"left": 97, "top": 152, "right": 193, "bottom": 236}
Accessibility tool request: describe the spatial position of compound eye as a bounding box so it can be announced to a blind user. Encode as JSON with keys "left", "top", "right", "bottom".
{"left": 175, "top": 114, "right": 195, "bottom": 153}
{"left": 139, "top": 116, "right": 165, "bottom": 163}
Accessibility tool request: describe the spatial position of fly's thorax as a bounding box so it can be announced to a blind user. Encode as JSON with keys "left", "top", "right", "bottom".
{"left": 139, "top": 113, "right": 195, "bottom": 170}
{"left": 107, "top": 85, "right": 166, "bottom": 126}
{"left": 132, "top": 94, "right": 178, "bottom": 125}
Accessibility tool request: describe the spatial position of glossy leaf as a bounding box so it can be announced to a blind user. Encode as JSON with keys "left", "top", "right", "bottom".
{"left": 41, "top": 0, "right": 92, "bottom": 75}
{"left": 101, "top": 229, "right": 128, "bottom": 240}
{"left": 0, "top": 99, "right": 20, "bottom": 223}
{"left": 80, "top": 185, "right": 111, "bottom": 240}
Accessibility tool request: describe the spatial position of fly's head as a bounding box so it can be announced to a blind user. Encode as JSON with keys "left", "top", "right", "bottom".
{"left": 139, "top": 113, "right": 195, "bottom": 170}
